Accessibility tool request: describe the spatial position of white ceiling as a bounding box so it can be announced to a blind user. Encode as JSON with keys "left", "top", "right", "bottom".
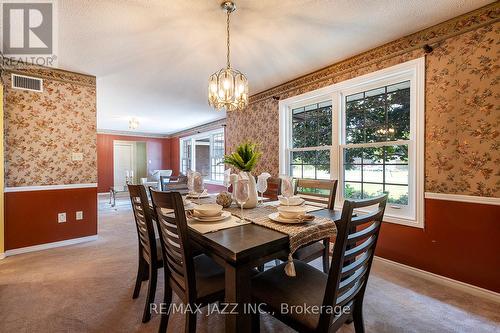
{"left": 57, "top": 0, "right": 492, "bottom": 135}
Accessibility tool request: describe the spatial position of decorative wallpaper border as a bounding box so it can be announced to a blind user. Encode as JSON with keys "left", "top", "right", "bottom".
{"left": 1, "top": 56, "right": 96, "bottom": 87}
{"left": 171, "top": 118, "right": 226, "bottom": 138}
{"left": 250, "top": 2, "right": 500, "bottom": 103}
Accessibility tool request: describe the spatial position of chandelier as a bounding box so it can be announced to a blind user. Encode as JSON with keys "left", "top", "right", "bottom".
{"left": 208, "top": 1, "right": 248, "bottom": 112}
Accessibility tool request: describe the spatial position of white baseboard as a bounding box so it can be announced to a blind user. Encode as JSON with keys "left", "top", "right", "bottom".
{"left": 4, "top": 235, "right": 98, "bottom": 257}
{"left": 0, "top": 252, "right": 5, "bottom": 260}
{"left": 374, "top": 256, "right": 500, "bottom": 303}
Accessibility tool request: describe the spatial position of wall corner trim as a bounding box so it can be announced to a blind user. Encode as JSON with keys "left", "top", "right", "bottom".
{"left": 5, "top": 183, "right": 98, "bottom": 193}
{"left": 4, "top": 235, "right": 98, "bottom": 257}
{"left": 424, "top": 192, "right": 500, "bottom": 206}
{"left": 374, "top": 256, "right": 500, "bottom": 303}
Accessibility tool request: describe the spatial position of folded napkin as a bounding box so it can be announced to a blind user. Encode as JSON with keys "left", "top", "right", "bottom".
{"left": 280, "top": 175, "right": 294, "bottom": 198}
{"left": 187, "top": 170, "right": 205, "bottom": 194}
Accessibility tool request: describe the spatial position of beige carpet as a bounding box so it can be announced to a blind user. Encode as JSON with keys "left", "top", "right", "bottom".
{"left": 0, "top": 195, "right": 499, "bottom": 333}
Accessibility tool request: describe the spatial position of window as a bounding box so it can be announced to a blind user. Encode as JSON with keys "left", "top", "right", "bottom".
{"left": 180, "top": 139, "right": 192, "bottom": 175}
{"left": 343, "top": 81, "right": 410, "bottom": 205}
{"left": 211, "top": 132, "right": 225, "bottom": 181}
{"left": 279, "top": 58, "right": 424, "bottom": 227}
{"left": 180, "top": 129, "right": 225, "bottom": 183}
{"left": 289, "top": 101, "right": 332, "bottom": 180}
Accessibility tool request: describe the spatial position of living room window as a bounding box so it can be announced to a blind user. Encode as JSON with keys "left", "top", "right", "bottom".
{"left": 180, "top": 129, "right": 225, "bottom": 184}
{"left": 279, "top": 58, "right": 424, "bottom": 227}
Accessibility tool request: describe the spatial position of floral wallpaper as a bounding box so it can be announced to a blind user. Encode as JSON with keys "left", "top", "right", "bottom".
{"left": 3, "top": 71, "right": 97, "bottom": 187}
{"left": 227, "top": 4, "right": 499, "bottom": 197}
{"left": 425, "top": 23, "right": 499, "bottom": 197}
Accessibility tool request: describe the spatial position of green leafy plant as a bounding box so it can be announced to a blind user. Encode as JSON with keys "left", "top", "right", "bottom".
{"left": 223, "top": 142, "right": 262, "bottom": 172}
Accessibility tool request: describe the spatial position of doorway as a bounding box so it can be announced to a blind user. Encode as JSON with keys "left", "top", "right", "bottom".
{"left": 113, "top": 141, "right": 147, "bottom": 187}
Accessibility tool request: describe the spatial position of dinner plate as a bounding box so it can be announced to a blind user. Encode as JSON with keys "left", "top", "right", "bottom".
{"left": 190, "top": 211, "right": 231, "bottom": 222}
{"left": 268, "top": 212, "right": 306, "bottom": 224}
{"left": 187, "top": 193, "right": 210, "bottom": 199}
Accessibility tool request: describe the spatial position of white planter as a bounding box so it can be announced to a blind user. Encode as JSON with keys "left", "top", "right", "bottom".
{"left": 232, "top": 171, "right": 258, "bottom": 209}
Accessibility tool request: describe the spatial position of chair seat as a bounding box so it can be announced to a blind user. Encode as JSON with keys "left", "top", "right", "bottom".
{"left": 293, "top": 241, "right": 325, "bottom": 261}
{"left": 252, "top": 260, "right": 327, "bottom": 332}
{"left": 193, "top": 254, "right": 225, "bottom": 299}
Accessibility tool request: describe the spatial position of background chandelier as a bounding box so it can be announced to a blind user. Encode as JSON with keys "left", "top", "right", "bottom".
{"left": 208, "top": 1, "right": 248, "bottom": 112}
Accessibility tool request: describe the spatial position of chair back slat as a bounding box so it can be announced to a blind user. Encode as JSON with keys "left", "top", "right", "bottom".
{"left": 150, "top": 189, "right": 197, "bottom": 301}
{"left": 343, "top": 235, "right": 376, "bottom": 261}
{"left": 318, "top": 194, "right": 387, "bottom": 331}
{"left": 340, "top": 250, "right": 372, "bottom": 278}
{"left": 128, "top": 185, "right": 157, "bottom": 265}
{"left": 337, "top": 265, "right": 369, "bottom": 295}
{"left": 347, "top": 221, "right": 380, "bottom": 244}
{"left": 294, "top": 179, "right": 338, "bottom": 210}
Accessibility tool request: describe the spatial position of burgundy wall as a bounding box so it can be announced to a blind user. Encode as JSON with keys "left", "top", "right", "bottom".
{"left": 5, "top": 188, "right": 98, "bottom": 250}
{"left": 376, "top": 198, "right": 500, "bottom": 292}
{"left": 97, "top": 134, "right": 176, "bottom": 193}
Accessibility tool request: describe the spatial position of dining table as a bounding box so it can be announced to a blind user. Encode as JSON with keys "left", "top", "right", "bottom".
{"left": 176, "top": 194, "right": 341, "bottom": 333}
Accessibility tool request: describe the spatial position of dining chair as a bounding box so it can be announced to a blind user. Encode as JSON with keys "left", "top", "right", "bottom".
{"left": 252, "top": 194, "right": 387, "bottom": 333}
{"left": 149, "top": 189, "right": 225, "bottom": 333}
{"left": 160, "top": 175, "right": 189, "bottom": 194}
{"left": 294, "top": 178, "right": 337, "bottom": 209}
{"left": 289, "top": 179, "right": 338, "bottom": 273}
{"left": 262, "top": 177, "right": 282, "bottom": 200}
{"left": 127, "top": 184, "right": 164, "bottom": 323}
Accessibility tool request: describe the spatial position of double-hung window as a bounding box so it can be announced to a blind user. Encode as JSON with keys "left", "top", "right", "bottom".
{"left": 289, "top": 101, "right": 332, "bottom": 180}
{"left": 280, "top": 58, "right": 424, "bottom": 227}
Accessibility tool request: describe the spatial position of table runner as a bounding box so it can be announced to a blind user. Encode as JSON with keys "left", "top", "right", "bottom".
{"left": 225, "top": 205, "right": 337, "bottom": 277}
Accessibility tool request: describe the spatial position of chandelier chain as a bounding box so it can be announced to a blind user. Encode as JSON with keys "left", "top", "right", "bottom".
{"left": 226, "top": 10, "right": 230, "bottom": 68}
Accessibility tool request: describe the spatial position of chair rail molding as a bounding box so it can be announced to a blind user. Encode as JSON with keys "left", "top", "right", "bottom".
{"left": 425, "top": 192, "right": 500, "bottom": 206}
{"left": 5, "top": 183, "right": 98, "bottom": 193}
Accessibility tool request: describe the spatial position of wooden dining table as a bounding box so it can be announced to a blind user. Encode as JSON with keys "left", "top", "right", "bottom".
{"left": 187, "top": 205, "right": 341, "bottom": 333}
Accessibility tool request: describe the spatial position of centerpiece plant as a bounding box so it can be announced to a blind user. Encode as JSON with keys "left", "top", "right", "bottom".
{"left": 223, "top": 142, "right": 262, "bottom": 208}
{"left": 223, "top": 141, "right": 262, "bottom": 172}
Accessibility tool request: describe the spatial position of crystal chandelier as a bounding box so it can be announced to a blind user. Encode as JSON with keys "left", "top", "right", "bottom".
{"left": 208, "top": 1, "right": 248, "bottom": 112}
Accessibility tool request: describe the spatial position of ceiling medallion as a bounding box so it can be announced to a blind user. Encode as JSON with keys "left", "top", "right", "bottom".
{"left": 208, "top": 1, "right": 248, "bottom": 112}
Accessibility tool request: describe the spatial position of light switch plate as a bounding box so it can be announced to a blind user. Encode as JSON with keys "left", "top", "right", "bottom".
{"left": 71, "top": 152, "right": 83, "bottom": 161}
{"left": 76, "top": 211, "right": 83, "bottom": 220}
{"left": 58, "top": 213, "right": 66, "bottom": 223}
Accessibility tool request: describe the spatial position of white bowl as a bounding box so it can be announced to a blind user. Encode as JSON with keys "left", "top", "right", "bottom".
{"left": 194, "top": 204, "right": 223, "bottom": 217}
{"left": 278, "top": 195, "right": 305, "bottom": 206}
{"left": 277, "top": 206, "right": 307, "bottom": 219}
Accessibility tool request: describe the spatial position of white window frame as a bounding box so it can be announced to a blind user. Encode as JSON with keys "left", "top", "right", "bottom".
{"left": 279, "top": 58, "right": 425, "bottom": 228}
{"left": 179, "top": 128, "right": 225, "bottom": 184}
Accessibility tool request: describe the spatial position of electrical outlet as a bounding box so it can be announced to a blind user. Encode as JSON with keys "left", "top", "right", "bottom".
{"left": 76, "top": 211, "right": 83, "bottom": 220}
{"left": 58, "top": 213, "right": 67, "bottom": 223}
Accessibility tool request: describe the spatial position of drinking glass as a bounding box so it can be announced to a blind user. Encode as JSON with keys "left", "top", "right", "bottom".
{"left": 256, "top": 177, "right": 268, "bottom": 206}
{"left": 234, "top": 180, "right": 249, "bottom": 222}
